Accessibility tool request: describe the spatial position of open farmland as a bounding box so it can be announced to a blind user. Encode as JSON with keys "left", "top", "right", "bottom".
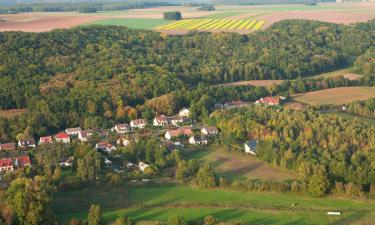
{"left": 292, "top": 87, "right": 375, "bottom": 106}
{"left": 0, "top": 2, "right": 374, "bottom": 33}
{"left": 54, "top": 184, "right": 375, "bottom": 225}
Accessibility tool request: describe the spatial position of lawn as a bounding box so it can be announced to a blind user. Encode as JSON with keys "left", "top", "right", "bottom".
{"left": 292, "top": 87, "right": 375, "bottom": 106}
{"left": 54, "top": 184, "right": 375, "bottom": 225}
{"left": 89, "top": 18, "right": 171, "bottom": 29}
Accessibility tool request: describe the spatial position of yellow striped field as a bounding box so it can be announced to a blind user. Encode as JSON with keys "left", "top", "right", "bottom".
{"left": 157, "top": 19, "right": 265, "bottom": 31}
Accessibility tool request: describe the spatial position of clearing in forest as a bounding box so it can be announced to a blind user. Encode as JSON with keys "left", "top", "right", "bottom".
{"left": 292, "top": 87, "right": 375, "bottom": 106}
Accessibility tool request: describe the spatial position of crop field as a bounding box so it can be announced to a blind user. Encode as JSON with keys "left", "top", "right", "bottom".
{"left": 0, "top": 2, "right": 373, "bottom": 33}
{"left": 292, "top": 87, "right": 375, "bottom": 106}
{"left": 156, "top": 18, "right": 265, "bottom": 31}
{"left": 0, "top": 108, "right": 27, "bottom": 118}
{"left": 54, "top": 184, "right": 375, "bottom": 225}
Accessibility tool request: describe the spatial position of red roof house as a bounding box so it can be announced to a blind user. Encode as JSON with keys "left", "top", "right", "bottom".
{"left": 255, "top": 97, "right": 280, "bottom": 106}
{"left": 15, "top": 155, "right": 31, "bottom": 168}
{"left": 39, "top": 136, "right": 53, "bottom": 144}
{"left": 55, "top": 132, "right": 70, "bottom": 143}
{"left": 0, "top": 158, "right": 13, "bottom": 172}
{"left": 0, "top": 143, "right": 16, "bottom": 151}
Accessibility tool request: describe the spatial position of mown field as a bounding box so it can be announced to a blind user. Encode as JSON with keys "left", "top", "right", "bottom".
{"left": 292, "top": 87, "right": 375, "bottom": 106}
{"left": 90, "top": 18, "right": 170, "bottom": 29}
{"left": 54, "top": 184, "right": 375, "bottom": 225}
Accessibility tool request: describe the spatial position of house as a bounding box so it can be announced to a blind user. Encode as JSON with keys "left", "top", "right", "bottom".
{"left": 244, "top": 140, "right": 257, "bottom": 155}
{"left": 18, "top": 139, "right": 36, "bottom": 148}
{"left": 55, "top": 132, "right": 70, "bottom": 144}
{"left": 189, "top": 136, "right": 208, "bottom": 145}
{"left": 78, "top": 130, "right": 94, "bottom": 142}
{"left": 95, "top": 141, "right": 117, "bottom": 153}
{"left": 178, "top": 108, "right": 190, "bottom": 118}
{"left": 201, "top": 126, "right": 218, "bottom": 136}
{"left": 171, "top": 116, "right": 187, "bottom": 126}
{"left": 0, "top": 158, "right": 13, "bottom": 172}
{"left": 117, "top": 137, "right": 131, "bottom": 147}
{"left": 104, "top": 158, "right": 112, "bottom": 166}
{"left": 255, "top": 97, "right": 280, "bottom": 106}
{"left": 59, "top": 157, "right": 73, "bottom": 167}
{"left": 224, "top": 100, "right": 250, "bottom": 109}
{"left": 0, "top": 143, "right": 16, "bottom": 151}
{"left": 153, "top": 115, "right": 171, "bottom": 126}
{"left": 39, "top": 136, "right": 53, "bottom": 145}
{"left": 65, "top": 127, "right": 81, "bottom": 136}
{"left": 165, "top": 127, "right": 193, "bottom": 140}
{"left": 113, "top": 124, "right": 131, "bottom": 134}
{"left": 130, "top": 119, "right": 147, "bottom": 129}
{"left": 138, "top": 161, "right": 150, "bottom": 172}
{"left": 15, "top": 155, "right": 31, "bottom": 168}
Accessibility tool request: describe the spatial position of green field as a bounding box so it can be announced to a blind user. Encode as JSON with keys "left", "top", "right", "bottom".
{"left": 90, "top": 18, "right": 171, "bottom": 29}
{"left": 54, "top": 184, "right": 375, "bottom": 224}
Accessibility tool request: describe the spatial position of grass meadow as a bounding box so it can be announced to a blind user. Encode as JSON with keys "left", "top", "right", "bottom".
{"left": 90, "top": 18, "right": 171, "bottom": 29}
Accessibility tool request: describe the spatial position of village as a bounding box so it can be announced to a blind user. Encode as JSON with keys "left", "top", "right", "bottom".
{"left": 0, "top": 96, "right": 281, "bottom": 175}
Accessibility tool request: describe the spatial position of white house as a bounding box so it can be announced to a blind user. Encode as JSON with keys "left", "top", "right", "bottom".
{"left": 117, "top": 137, "right": 130, "bottom": 147}
{"left": 59, "top": 157, "right": 73, "bottom": 167}
{"left": 165, "top": 127, "right": 193, "bottom": 140}
{"left": 201, "top": 126, "right": 218, "bottom": 136}
{"left": 153, "top": 115, "right": 171, "bottom": 126}
{"left": 255, "top": 97, "right": 280, "bottom": 106}
{"left": 244, "top": 140, "right": 257, "bottom": 155}
{"left": 39, "top": 136, "right": 53, "bottom": 145}
{"left": 113, "top": 124, "right": 130, "bottom": 134}
{"left": 178, "top": 108, "right": 190, "bottom": 118}
{"left": 189, "top": 136, "right": 208, "bottom": 145}
{"left": 18, "top": 139, "right": 36, "bottom": 148}
{"left": 65, "top": 127, "right": 81, "bottom": 136}
{"left": 95, "top": 141, "right": 117, "bottom": 153}
{"left": 78, "top": 130, "right": 93, "bottom": 142}
{"left": 130, "top": 119, "right": 147, "bottom": 129}
{"left": 55, "top": 132, "right": 70, "bottom": 144}
{"left": 138, "top": 161, "right": 150, "bottom": 172}
{"left": 0, "top": 158, "right": 13, "bottom": 172}
{"left": 171, "top": 116, "right": 187, "bottom": 126}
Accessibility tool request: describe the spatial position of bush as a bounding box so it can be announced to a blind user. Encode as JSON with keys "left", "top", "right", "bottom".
{"left": 163, "top": 12, "right": 182, "bottom": 20}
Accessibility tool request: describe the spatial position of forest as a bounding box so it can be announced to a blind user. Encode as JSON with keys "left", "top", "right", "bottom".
{"left": 0, "top": 19, "right": 374, "bottom": 141}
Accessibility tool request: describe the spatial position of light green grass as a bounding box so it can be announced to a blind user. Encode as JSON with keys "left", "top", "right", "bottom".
{"left": 330, "top": 112, "right": 375, "bottom": 126}
{"left": 54, "top": 184, "right": 375, "bottom": 224}
{"left": 206, "top": 11, "right": 248, "bottom": 19}
{"left": 89, "top": 18, "right": 171, "bottom": 29}
{"left": 306, "top": 67, "right": 353, "bottom": 80}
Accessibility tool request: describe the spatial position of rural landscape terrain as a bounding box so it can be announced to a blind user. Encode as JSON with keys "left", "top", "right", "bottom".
{"left": 0, "top": 0, "right": 375, "bottom": 225}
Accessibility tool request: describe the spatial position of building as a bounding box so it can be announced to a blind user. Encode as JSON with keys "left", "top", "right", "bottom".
{"left": 18, "top": 139, "right": 36, "bottom": 148}
{"left": 224, "top": 100, "right": 250, "bottom": 109}
{"left": 165, "top": 127, "right": 193, "bottom": 140}
{"left": 153, "top": 115, "right": 171, "bottom": 126}
{"left": 201, "top": 126, "right": 218, "bottom": 136}
{"left": 113, "top": 124, "right": 131, "bottom": 134}
{"left": 55, "top": 132, "right": 70, "bottom": 144}
{"left": 255, "top": 97, "right": 280, "bottom": 106}
{"left": 65, "top": 127, "right": 81, "bottom": 136}
{"left": 171, "top": 116, "right": 187, "bottom": 126}
{"left": 0, "top": 143, "right": 16, "bottom": 151}
{"left": 0, "top": 158, "right": 13, "bottom": 172}
{"left": 95, "top": 141, "right": 117, "bottom": 153}
{"left": 39, "top": 136, "right": 53, "bottom": 145}
{"left": 78, "top": 130, "right": 93, "bottom": 142}
{"left": 189, "top": 136, "right": 208, "bottom": 145}
{"left": 117, "top": 137, "right": 131, "bottom": 147}
{"left": 130, "top": 119, "right": 147, "bottom": 129}
{"left": 244, "top": 140, "right": 258, "bottom": 155}
{"left": 178, "top": 108, "right": 190, "bottom": 118}
{"left": 138, "top": 161, "right": 150, "bottom": 172}
{"left": 15, "top": 155, "right": 31, "bottom": 168}
{"left": 59, "top": 157, "right": 73, "bottom": 167}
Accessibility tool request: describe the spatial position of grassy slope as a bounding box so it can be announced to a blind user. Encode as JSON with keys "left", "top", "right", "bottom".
{"left": 54, "top": 184, "right": 375, "bottom": 225}
{"left": 89, "top": 18, "right": 171, "bottom": 29}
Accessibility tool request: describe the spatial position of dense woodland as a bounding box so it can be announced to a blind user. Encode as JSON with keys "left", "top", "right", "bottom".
{"left": 0, "top": 19, "right": 374, "bottom": 141}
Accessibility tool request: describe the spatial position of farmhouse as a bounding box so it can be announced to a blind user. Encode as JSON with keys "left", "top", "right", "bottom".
{"left": 178, "top": 107, "right": 190, "bottom": 118}
{"left": 165, "top": 127, "right": 193, "bottom": 140}
{"left": 65, "top": 127, "right": 81, "bottom": 136}
{"left": 153, "top": 115, "right": 171, "bottom": 126}
{"left": 95, "top": 141, "right": 117, "bottom": 153}
{"left": 113, "top": 124, "right": 131, "bottom": 134}
{"left": 138, "top": 161, "right": 150, "bottom": 172}
{"left": 255, "top": 97, "right": 280, "bottom": 106}
{"left": 189, "top": 136, "right": 208, "bottom": 145}
{"left": 78, "top": 130, "right": 93, "bottom": 142}
{"left": 130, "top": 119, "right": 147, "bottom": 129}
{"left": 201, "top": 126, "right": 218, "bottom": 136}
{"left": 244, "top": 140, "right": 258, "bottom": 155}
{"left": 39, "top": 136, "right": 53, "bottom": 144}
{"left": 0, "top": 143, "right": 16, "bottom": 151}
{"left": 0, "top": 158, "right": 13, "bottom": 172}
{"left": 14, "top": 155, "right": 31, "bottom": 168}
{"left": 18, "top": 139, "right": 36, "bottom": 148}
{"left": 224, "top": 100, "right": 249, "bottom": 109}
{"left": 55, "top": 132, "right": 70, "bottom": 143}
